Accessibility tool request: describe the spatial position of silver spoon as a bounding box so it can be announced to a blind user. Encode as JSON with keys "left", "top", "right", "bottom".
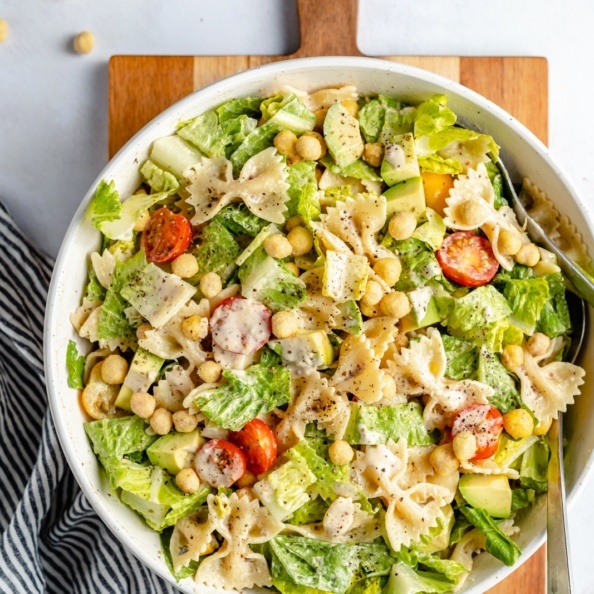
{"left": 498, "top": 160, "right": 589, "bottom": 593}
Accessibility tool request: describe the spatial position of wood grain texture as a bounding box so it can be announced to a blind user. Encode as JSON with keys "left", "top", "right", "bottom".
{"left": 108, "top": 5, "right": 547, "bottom": 588}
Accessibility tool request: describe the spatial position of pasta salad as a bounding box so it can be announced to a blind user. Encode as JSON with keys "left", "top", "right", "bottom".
{"left": 67, "top": 86, "right": 587, "bottom": 593}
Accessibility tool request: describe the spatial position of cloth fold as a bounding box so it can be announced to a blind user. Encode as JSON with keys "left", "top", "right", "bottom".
{"left": 0, "top": 202, "right": 176, "bottom": 593}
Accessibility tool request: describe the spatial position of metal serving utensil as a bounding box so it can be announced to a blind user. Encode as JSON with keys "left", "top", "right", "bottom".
{"left": 498, "top": 160, "right": 589, "bottom": 593}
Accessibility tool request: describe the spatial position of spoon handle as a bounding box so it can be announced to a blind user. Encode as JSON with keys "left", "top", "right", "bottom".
{"left": 547, "top": 416, "right": 573, "bottom": 594}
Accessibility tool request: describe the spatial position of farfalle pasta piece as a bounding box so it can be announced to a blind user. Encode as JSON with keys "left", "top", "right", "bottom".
{"left": 186, "top": 147, "right": 290, "bottom": 225}
{"left": 90, "top": 250, "right": 118, "bottom": 290}
{"left": 331, "top": 334, "right": 388, "bottom": 404}
{"left": 361, "top": 316, "right": 399, "bottom": 359}
{"left": 515, "top": 346, "right": 585, "bottom": 425}
{"left": 276, "top": 370, "right": 346, "bottom": 450}
{"left": 195, "top": 493, "right": 283, "bottom": 591}
{"left": 439, "top": 134, "right": 493, "bottom": 173}
{"left": 307, "top": 85, "right": 358, "bottom": 112}
{"left": 153, "top": 364, "right": 196, "bottom": 412}
{"left": 70, "top": 297, "right": 101, "bottom": 333}
{"left": 170, "top": 509, "right": 217, "bottom": 573}
{"left": 459, "top": 458, "right": 519, "bottom": 479}
{"left": 321, "top": 193, "right": 394, "bottom": 261}
{"left": 139, "top": 300, "right": 209, "bottom": 367}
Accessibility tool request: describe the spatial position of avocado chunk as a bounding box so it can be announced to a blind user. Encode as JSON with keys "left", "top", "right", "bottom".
{"left": 400, "top": 296, "right": 441, "bottom": 332}
{"left": 115, "top": 348, "right": 164, "bottom": 411}
{"left": 383, "top": 177, "right": 426, "bottom": 220}
{"left": 147, "top": 430, "right": 205, "bottom": 475}
{"left": 459, "top": 473, "right": 512, "bottom": 518}
{"left": 323, "top": 102, "right": 364, "bottom": 168}
{"left": 381, "top": 132, "right": 420, "bottom": 186}
{"left": 269, "top": 330, "right": 334, "bottom": 369}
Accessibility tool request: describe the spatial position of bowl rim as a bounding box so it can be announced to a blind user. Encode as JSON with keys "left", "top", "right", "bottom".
{"left": 44, "top": 55, "right": 594, "bottom": 594}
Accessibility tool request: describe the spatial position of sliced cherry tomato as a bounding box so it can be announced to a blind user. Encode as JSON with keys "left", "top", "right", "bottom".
{"left": 229, "top": 419, "right": 278, "bottom": 475}
{"left": 210, "top": 296, "right": 272, "bottom": 355}
{"left": 193, "top": 439, "right": 246, "bottom": 488}
{"left": 141, "top": 207, "right": 192, "bottom": 263}
{"left": 437, "top": 231, "right": 499, "bottom": 287}
{"left": 452, "top": 404, "right": 504, "bottom": 461}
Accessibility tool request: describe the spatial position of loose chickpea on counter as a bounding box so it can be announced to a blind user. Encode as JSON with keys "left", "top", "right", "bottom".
{"left": 73, "top": 31, "right": 95, "bottom": 54}
{"left": 0, "top": 19, "right": 8, "bottom": 43}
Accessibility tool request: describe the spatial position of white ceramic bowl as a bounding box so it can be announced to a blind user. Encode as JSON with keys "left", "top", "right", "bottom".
{"left": 45, "top": 57, "right": 594, "bottom": 593}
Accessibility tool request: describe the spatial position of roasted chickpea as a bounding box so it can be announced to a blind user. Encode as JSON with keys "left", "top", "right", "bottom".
{"left": 172, "top": 410, "right": 199, "bottom": 433}
{"left": 236, "top": 471, "right": 257, "bottom": 488}
{"left": 457, "top": 200, "right": 486, "bottom": 227}
{"left": 516, "top": 243, "right": 541, "bottom": 267}
{"left": 172, "top": 253, "right": 199, "bottom": 278}
{"left": 181, "top": 315, "right": 205, "bottom": 341}
{"left": 200, "top": 272, "right": 222, "bottom": 298}
{"left": 198, "top": 361, "right": 222, "bottom": 384}
{"left": 101, "top": 354, "right": 128, "bottom": 385}
{"left": 150, "top": 408, "right": 173, "bottom": 435}
{"left": 430, "top": 444, "right": 460, "bottom": 475}
{"left": 175, "top": 468, "right": 201, "bottom": 494}
{"left": 272, "top": 311, "right": 299, "bottom": 338}
{"left": 274, "top": 130, "right": 298, "bottom": 156}
{"left": 373, "top": 258, "right": 402, "bottom": 286}
{"left": 452, "top": 431, "right": 477, "bottom": 461}
{"left": 379, "top": 292, "right": 411, "bottom": 318}
{"left": 287, "top": 226, "right": 314, "bottom": 256}
{"left": 73, "top": 31, "right": 95, "bottom": 54}
{"left": 264, "top": 234, "right": 293, "bottom": 259}
{"left": 0, "top": 19, "right": 9, "bottom": 43}
{"left": 526, "top": 332, "right": 551, "bottom": 357}
{"left": 329, "top": 441, "right": 354, "bottom": 465}
{"left": 361, "top": 280, "right": 384, "bottom": 306}
{"left": 389, "top": 212, "right": 417, "bottom": 241}
{"left": 497, "top": 229, "right": 523, "bottom": 256}
{"left": 285, "top": 215, "right": 304, "bottom": 232}
{"left": 314, "top": 107, "right": 328, "bottom": 130}
{"left": 295, "top": 134, "right": 324, "bottom": 161}
{"left": 503, "top": 409, "right": 534, "bottom": 439}
{"left": 130, "top": 391, "right": 156, "bottom": 419}
{"left": 136, "top": 323, "right": 152, "bottom": 340}
{"left": 362, "top": 142, "right": 384, "bottom": 168}
{"left": 501, "top": 344, "right": 524, "bottom": 371}
{"left": 285, "top": 262, "right": 300, "bottom": 276}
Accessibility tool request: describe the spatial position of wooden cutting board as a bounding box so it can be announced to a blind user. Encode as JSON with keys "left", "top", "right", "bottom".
{"left": 108, "top": 1, "right": 547, "bottom": 591}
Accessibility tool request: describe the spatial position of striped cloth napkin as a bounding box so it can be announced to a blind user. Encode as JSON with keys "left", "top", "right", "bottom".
{"left": 0, "top": 203, "right": 177, "bottom": 593}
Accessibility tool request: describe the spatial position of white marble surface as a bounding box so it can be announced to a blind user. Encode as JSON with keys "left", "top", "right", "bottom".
{"left": 1, "top": 0, "right": 593, "bottom": 590}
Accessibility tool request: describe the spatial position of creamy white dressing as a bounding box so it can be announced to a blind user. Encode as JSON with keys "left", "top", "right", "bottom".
{"left": 213, "top": 344, "right": 257, "bottom": 371}
{"left": 384, "top": 143, "right": 406, "bottom": 169}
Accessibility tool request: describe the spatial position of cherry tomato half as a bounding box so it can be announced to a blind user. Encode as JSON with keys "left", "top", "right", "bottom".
{"left": 452, "top": 404, "right": 504, "bottom": 461}
{"left": 437, "top": 231, "right": 499, "bottom": 287}
{"left": 141, "top": 207, "right": 192, "bottom": 263}
{"left": 193, "top": 439, "right": 246, "bottom": 488}
{"left": 210, "top": 297, "right": 272, "bottom": 355}
{"left": 230, "top": 418, "right": 278, "bottom": 475}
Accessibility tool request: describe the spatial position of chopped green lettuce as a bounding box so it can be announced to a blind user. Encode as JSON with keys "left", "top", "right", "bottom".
{"left": 358, "top": 99, "right": 384, "bottom": 144}
{"left": 286, "top": 497, "right": 329, "bottom": 526}
{"left": 86, "top": 179, "right": 122, "bottom": 229}
{"left": 502, "top": 277, "right": 549, "bottom": 335}
{"left": 458, "top": 505, "right": 521, "bottom": 566}
{"left": 236, "top": 223, "right": 280, "bottom": 266}
{"left": 485, "top": 161, "right": 507, "bottom": 209}
{"left": 66, "top": 340, "right": 85, "bottom": 389}
{"left": 193, "top": 364, "right": 291, "bottom": 431}
{"left": 511, "top": 488, "right": 536, "bottom": 512}
{"left": 320, "top": 155, "right": 382, "bottom": 182}
{"left": 494, "top": 434, "right": 538, "bottom": 468}
{"left": 343, "top": 402, "right": 435, "bottom": 446}
{"left": 149, "top": 135, "right": 203, "bottom": 179}
{"left": 397, "top": 549, "right": 467, "bottom": 583}
{"left": 216, "top": 96, "right": 263, "bottom": 122}
{"left": 477, "top": 347, "right": 521, "bottom": 413}
{"left": 230, "top": 120, "right": 280, "bottom": 174}
{"left": 139, "top": 160, "right": 180, "bottom": 194}
{"left": 441, "top": 334, "right": 478, "bottom": 380}
{"left": 393, "top": 238, "right": 441, "bottom": 291}
{"left": 222, "top": 114, "right": 258, "bottom": 154}
{"left": 286, "top": 160, "right": 318, "bottom": 216}
{"left": 379, "top": 106, "right": 416, "bottom": 143}
{"left": 213, "top": 203, "right": 268, "bottom": 237}
{"left": 177, "top": 110, "right": 229, "bottom": 158}
{"left": 536, "top": 273, "right": 571, "bottom": 337}
{"left": 160, "top": 527, "right": 200, "bottom": 582}
{"left": 239, "top": 247, "right": 307, "bottom": 312}
{"left": 414, "top": 95, "right": 457, "bottom": 138}
{"left": 268, "top": 535, "right": 393, "bottom": 594}
{"left": 260, "top": 93, "right": 316, "bottom": 134}
{"left": 193, "top": 218, "right": 241, "bottom": 283}
{"left": 99, "top": 455, "right": 152, "bottom": 494}
{"left": 418, "top": 154, "right": 463, "bottom": 175}
{"left": 85, "top": 263, "right": 107, "bottom": 301}
{"left": 412, "top": 208, "right": 446, "bottom": 251}
{"left": 519, "top": 439, "right": 549, "bottom": 494}
{"left": 84, "top": 415, "right": 157, "bottom": 458}
{"left": 383, "top": 562, "right": 455, "bottom": 594}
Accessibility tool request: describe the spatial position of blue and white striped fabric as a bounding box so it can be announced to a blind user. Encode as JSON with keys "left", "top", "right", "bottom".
{"left": 0, "top": 202, "right": 177, "bottom": 593}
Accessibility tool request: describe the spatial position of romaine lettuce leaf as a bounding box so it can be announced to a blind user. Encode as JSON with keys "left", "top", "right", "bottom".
{"left": 86, "top": 179, "right": 122, "bottom": 229}
{"left": 397, "top": 549, "right": 467, "bottom": 583}
{"left": 139, "top": 160, "right": 180, "bottom": 194}
{"left": 286, "top": 497, "right": 329, "bottom": 526}
{"left": 412, "top": 208, "right": 446, "bottom": 251}
{"left": 414, "top": 95, "right": 457, "bottom": 138}
{"left": 519, "top": 439, "right": 549, "bottom": 494}
{"left": 393, "top": 238, "right": 441, "bottom": 291}
{"left": 476, "top": 347, "right": 521, "bottom": 413}
{"left": 286, "top": 160, "right": 320, "bottom": 219}
{"left": 236, "top": 223, "right": 280, "bottom": 266}
{"left": 358, "top": 99, "right": 384, "bottom": 144}
{"left": 383, "top": 562, "right": 455, "bottom": 594}
{"left": 485, "top": 161, "right": 507, "bottom": 209}
{"left": 343, "top": 402, "right": 435, "bottom": 446}
{"left": 84, "top": 415, "right": 157, "bottom": 458}
{"left": 160, "top": 526, "right": 200, "bottom": 582}
{"left": 66, "top": 340, "right": 85, "bottom": 389}
{"left": 441, "top": 334, "right": 478, "bottom": 380}
{"left": 536, "top": 273, "right": 571, "bottom": 337}
{"left": 177, "top": 110, "right": 229, "bottom": 158}
{"left": 511, "top": 488, "right": 535, "bottom": 512}
{"left": 425, "top": 127, "right": 499, "bottom": 163}
{"left": 379, "top": 106, "right": 416, "bottom": 143}
{"left": 85, "top": 262, "right": 107, "bottom": 301}
{"left": 458, "top": 505, "right": 521, "bottom": 566}
{"left": 494, "top": 434, "right": 538, "bottom": 468}
{"left": 448, "top": 286, "right": 511, "bottom": 334}
{"left": 502, "top": 277, "right": 549, "bottom": 335}
{"left": 239, "top": 247, "right": 307, "bottom": 311}
{"left": 193, "top": 218, "right": 241, "bottom": 283}
{"left": 213, "top": 203, "right": 268, "bottom": 237}
{"left": 222, "top": 114, "right": 258, "bottom": 155}
{"left": 418, "top": 154, "right": 463, "bottom": 175}
{"left": 99, "top": 455, "right": 153, "bottom": 494}
{"left": 216, "top": 96, "right": 263, "bottom": 122}
{"left": 192, "top": 364, "right": 291, "bottom": 431}
{"left": 230, "top": 119, "right": 280, "bottom": 174}
{"left": 261, "top": 94, "right": 316, "bottom": 133}
{"left": 320, "top": 155, "right": 382, "bottom": 182}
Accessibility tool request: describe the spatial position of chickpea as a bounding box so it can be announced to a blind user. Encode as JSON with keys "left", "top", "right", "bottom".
{"left": 516, "top": 243, "right": 541, "bottom": 267}
{"left": 295, "top": 135, "right": 324, "bottom": 161}
{"left": 274, "top": 130, "right": 298, "bottom": 156}
{"left": 533, "top": 417, "right": 553, "bottom": 436}
{"left": 200, "top": 272, "right": 222, "bottom": 298}
{"left": 272, "top": 311, "right": 299, "bottom": 338}
{"left": 503, "top": 409, "right": 534, "bottom": 439}
{"left": 360, "top": 301, "right": 380, "bottom": 318}
{"left": 430, "top": 444, "right": 460, "bottom": 475}
{"left": 329, "top": 440, "right": 354, "bottom": 465}
{"left": 363, "top": 142, "right": 384, "bottom": 168}
{"left": 389, "top": 212, "right": 417, "bottom": 241}
{"left": 133, "top": 209, "right": 150, "bottom": 232}
{"left": 181, "top": 315, "right": 205, "bottom": 341}
{"left": 382, "top": 374, "right": 397, "bottom": 399}
{"left": 100, "top": 354, "right": 128, "bottom": 385}
{"left": 287, "top": 226, "right": 314, "bottom": 257}
{"left": 314, "top": 107, "right": 328, "bottom": 130}
{"left": 0, "top": 19, "right": 9, "bottom": 43}
{"left": 287, "top": 153, "right": 303, "bottom": 165}
{"left": 198, "top": 361, "right": 222, "bottom": 384}
{"left": 501, "top": 344, "right": 524, "bottom": 371}
{"left": 452, "top": 431, "right": 477, "bottom": 461}
{"left": 171, "top": 253, "right": 198, "bottom": 278}
{"left": 497, "top": 228, "right": 522, "bottom": 256}
{"left": 130, "top": 391, "right": 156, "bottom": 419}
{"left": 175, "top": 468, "right": 201, "bottom": 494}
{"left": 73, "top": 31, "right": 95, "bottom": 54}
{"left": 172, "top": 409, "right": 199, "bottom": 433}
{"left": 526, "top": 332, "right": 551, "bottom": 357}
{"left": 285, "top": 262, "right": 300, "bottom": 276}
{"left": 380, "top": 292, "right": 411, "bottom": 318}
{"left": 373, "top": 258, "right": 402, "bottom": 286}
{"left": 341, "top": 99, "right": 359, "bottom": 118}
{"left": 136, "top": 323, "right": 152, "bottom": 340}
{"left": 305, "top": 131, "right": 327, "bottom": 157}
{"left": 264, "top": 233, "right": 293, "bottom": 259}
{"left": 361, "top": 280, "right": 384, "bottom": 306}
{"left": 236, "top": 471, "right": 257, "bottom": 488}
{"left": 286, "top": 215, "right": 304, "bottom": 232}
{"left": 457, "top": 200, "right": 485, "bottom": 227}
{"left": 150, "top": 408, "right": 173, "bottom": 435}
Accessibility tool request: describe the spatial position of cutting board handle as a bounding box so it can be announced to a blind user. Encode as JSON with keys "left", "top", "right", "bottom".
{"left": 293, "top": 0, "right": 362, "bottom": 57}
